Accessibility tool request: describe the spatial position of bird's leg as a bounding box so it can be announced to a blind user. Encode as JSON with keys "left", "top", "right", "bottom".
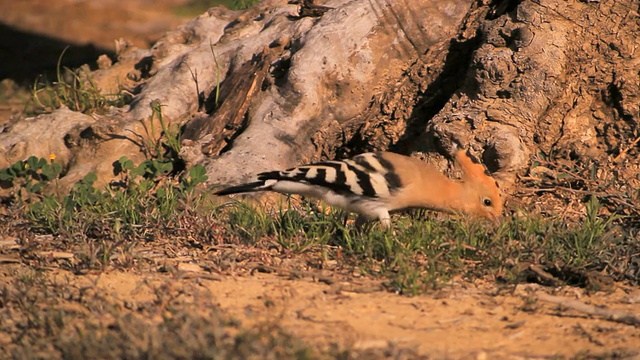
{"left": 355, "top": 209, "right": 391, "bottom": 232}
{"left": 355, "top": 215, "right": 369, "bottom": 232}
{"left": 342, "top": 211, "right": 350, "bottom": 228}
{"left": 376, "top": 209, "right": 391, "bottom": 230}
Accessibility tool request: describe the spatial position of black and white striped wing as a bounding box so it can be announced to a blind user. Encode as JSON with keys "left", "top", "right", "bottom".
{"left": 257, "top": 152, "right": 402, "bottom": 199}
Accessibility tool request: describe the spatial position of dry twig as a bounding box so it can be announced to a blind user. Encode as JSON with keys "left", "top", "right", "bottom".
{"left": 537, "top": 292, "right": 640, "bottom": 326}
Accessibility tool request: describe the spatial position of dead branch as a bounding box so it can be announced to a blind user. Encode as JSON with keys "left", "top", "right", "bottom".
{"left": 537, "top": 292, "right": 640, "bottom": 327}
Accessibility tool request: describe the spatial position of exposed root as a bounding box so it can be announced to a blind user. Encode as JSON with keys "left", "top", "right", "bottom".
{"left": 537, "top": 292, "right": 640, "bottom": 327}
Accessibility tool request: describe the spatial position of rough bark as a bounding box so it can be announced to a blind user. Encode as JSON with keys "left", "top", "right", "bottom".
{"left": 0, "top": 0, "right": 638, "bottom": 205}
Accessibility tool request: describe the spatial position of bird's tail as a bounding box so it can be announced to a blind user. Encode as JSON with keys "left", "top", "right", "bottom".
{"left": 214, "top": 181, "right": 271, "bottom": 196}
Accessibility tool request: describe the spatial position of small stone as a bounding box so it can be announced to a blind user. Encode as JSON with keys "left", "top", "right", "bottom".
{"left": 97, "top": 54, "right": 113, "bottom": 69}
{"left": 178, "top": 262, "right": 204, "bottom": 272}
{"left": 593, "top": 109, "right": 606, "bottom": 120}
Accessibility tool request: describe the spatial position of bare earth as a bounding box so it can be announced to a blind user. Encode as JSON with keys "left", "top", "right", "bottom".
{"left": 2, "top": 262, "right": 640, "bottom": 358}
{"left": 1, "top": 1, "right": 640, "bottom": 358}
{"left": 107, "top": 271, "right": 640, "bottom": 358}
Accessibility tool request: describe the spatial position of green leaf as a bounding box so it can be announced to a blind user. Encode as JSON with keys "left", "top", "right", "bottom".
{"left": 52, "top": 162, "right": 63, "bottom": 175}
{"left": 131, "top": 163, "right": 147, "bottom": 177}
{"left": 26, "top": 156, "right": 39, "bottom": 170}
{"left": 155, "top": 161, "right": 173, "bottom": 175}
{"left": 36, "top": 157, "right": 47, "bottom": 169}
{"left": 40, "top": 163, "right": 61, "bottom": 180}
{"left": 0, "top": 169, "right": 14, "bottom": 181}
{"left": 81, "top": 172, "right": 97, "bottom": 185}
{"left": 185, "top": 165, "right": 208, "bottom": 189}
{"left": 189, "top": 165, "right": 207, "bottom": 180}
{"left": 118, "top": 156, "right": 134, "bottom": 171}
{"left": 27, "top": 181, "right": 43, "bottom": 194}
{"left": 11, "top": 161, "right": 25, "bottom": 174}
{"left": 138, "top": 179, "right": 153, "bottom": 193}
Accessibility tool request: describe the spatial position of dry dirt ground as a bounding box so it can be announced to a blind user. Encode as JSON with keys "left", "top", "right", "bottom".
{"left": 2, "top": 258, "right": 640, "bottom": 358}
{"left": 1, "top": 1, "right": 640, "bottom": 359}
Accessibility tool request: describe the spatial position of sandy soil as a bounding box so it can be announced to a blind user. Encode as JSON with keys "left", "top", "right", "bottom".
{"left": 2, "top": 263, "right": 639, "bottom": 358}
{"left": 182, "top": 273, "right": 640, "bottom": 358}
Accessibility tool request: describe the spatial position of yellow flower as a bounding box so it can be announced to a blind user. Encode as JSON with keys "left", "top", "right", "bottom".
{"left": 49, "top": 153, "right": 56, "bottom": 161}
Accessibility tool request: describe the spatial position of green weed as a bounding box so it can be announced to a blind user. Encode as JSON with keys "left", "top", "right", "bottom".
{"left": 139, "top": 100, "right": 182, "bottom": 160}
{"left": 210, "top": 198, "right": 627, "bottom": 293}
{"left": 25, "top": 158, "right": 207, "bottom": 230}
{"left": 0, "top": 155, "right": 62, "bottom": 202}
{"left": 209, "top": 41, "right": 222, "bottom": 111}
{"left": 26, "top": 47, "right": 127, "bottom": 115}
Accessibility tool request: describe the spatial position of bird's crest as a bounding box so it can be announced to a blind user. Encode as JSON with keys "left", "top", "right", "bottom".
{"left": 456, "top": 150, "right": 492, "bottom": 180}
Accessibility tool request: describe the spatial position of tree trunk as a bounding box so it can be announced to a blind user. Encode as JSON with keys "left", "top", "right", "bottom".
{"left": 1, "top": 0, "right": 638, "bottom": 210}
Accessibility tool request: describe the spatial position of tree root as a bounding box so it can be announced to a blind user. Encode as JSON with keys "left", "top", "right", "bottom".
{"left": 537, "top": 292, "right": 640, "bottom": 327}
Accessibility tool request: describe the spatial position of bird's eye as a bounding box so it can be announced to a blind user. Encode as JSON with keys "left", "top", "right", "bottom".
{"left": 482, "top": 198, "right": 492, "bottom": 207}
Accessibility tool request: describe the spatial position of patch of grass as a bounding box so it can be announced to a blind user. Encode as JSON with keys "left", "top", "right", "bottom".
{"left": 20, "top": 159, "right": 208, "bottom": 269}
{"left": 2, "top": 151, "right": 631, "bottom": 290}
{"left": 208, "top": 196, "right": 631, "bottom": 294}
{"left": 26, "top": 47, "right": 128, "bottom": 115}
{"left": 214, "top": 199, "right": 347, "bottom": 264}
{"left": 0, "top": 99, "right": 208, "bottom": 270}
{"left": 187, "top": 197, "right": 620, "bottom": 294}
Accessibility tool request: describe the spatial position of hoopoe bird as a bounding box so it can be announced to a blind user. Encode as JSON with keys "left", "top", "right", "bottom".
{"left": 215, "top": 149, "right": 503, "bottom": 228}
